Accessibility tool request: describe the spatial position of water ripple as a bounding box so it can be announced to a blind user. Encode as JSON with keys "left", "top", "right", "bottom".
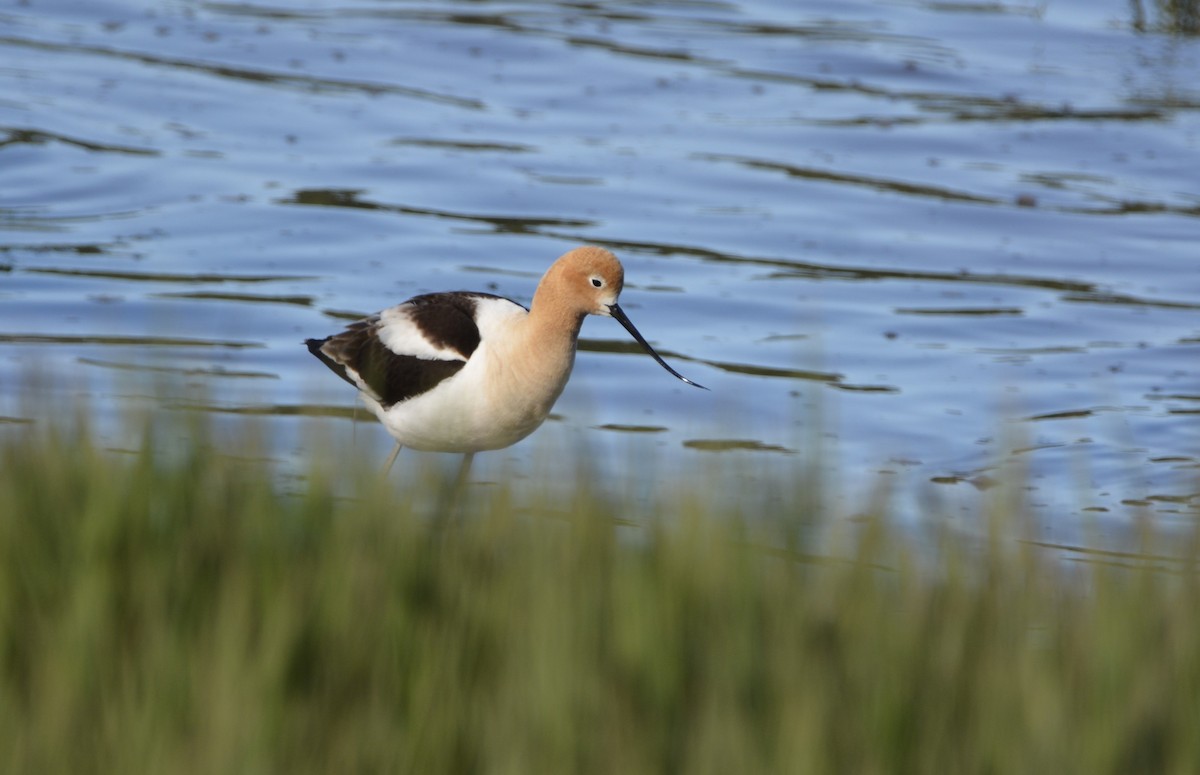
{"left": 0, "top": 35, "right": 485, "bottom": 108}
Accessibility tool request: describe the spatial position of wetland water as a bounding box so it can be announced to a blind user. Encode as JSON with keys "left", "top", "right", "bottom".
{"left": 1, "top": 0, "right": 1198, "bottom": 542}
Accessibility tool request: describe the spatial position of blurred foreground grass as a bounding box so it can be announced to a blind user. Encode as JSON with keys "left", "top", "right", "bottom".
{"left": 1, "top": 415, "right": 1198, "bottom": 774}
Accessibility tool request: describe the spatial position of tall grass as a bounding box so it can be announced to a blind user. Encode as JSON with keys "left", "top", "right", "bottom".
{"left": 0, "top": 413, "right": 1198, "bottom": 773}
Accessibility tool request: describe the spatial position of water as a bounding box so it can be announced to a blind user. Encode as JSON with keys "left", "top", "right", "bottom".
{"left": 2, "top": 0, "right": 1198, "bottom": 539}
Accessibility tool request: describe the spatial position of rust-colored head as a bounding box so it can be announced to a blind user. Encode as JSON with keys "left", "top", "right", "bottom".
{"left": 534, "top": 246, "right": 706, "bottom": 390}
{"left": 536, "top": 245, "right": 626, "bottom": 318}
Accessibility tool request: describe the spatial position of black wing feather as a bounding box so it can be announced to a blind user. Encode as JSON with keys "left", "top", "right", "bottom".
{"left": 305, "top": 292, "right": 508, "bottom": 408}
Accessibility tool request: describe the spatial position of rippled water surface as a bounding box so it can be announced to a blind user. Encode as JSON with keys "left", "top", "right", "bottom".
{"left": 2, "top": 0, "right": 1198, "bottom": 537}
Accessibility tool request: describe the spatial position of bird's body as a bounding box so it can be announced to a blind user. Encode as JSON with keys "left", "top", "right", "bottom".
{"left": 305, "top": 246, "right": 704, "bottom": 471}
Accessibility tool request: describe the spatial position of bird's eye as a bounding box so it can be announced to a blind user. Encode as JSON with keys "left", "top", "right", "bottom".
{"left": 591, "top": 277, "right": 603, "bottom": 288}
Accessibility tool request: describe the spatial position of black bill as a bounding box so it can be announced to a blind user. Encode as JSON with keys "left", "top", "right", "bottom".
{"left": 609, "top": 303, "right": 708, "bottom": 390}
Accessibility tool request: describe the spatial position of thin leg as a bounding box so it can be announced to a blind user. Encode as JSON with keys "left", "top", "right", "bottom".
{"left": 382, "top": 442, "right": 402, "bottom": 475}
{"left": 439, "top": 451, "right": 474, "bottom": 522}
{"left": 427, "top": 452, "right": 476, "bottom": 531}
{"left": 453, "top": 452, "right": 475, "bottom": 491}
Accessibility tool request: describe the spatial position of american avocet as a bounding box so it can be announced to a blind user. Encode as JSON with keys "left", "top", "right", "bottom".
{"left": 305, "top": 245, "right": 705, "bottom": 477}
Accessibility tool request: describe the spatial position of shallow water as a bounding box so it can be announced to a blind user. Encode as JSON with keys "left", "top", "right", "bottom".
{"left": 2, "top": 0, "right": 1198, "bottom": 538}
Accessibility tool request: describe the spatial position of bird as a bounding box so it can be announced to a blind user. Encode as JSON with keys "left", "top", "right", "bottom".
{"left": 305, "top": 245, "right": 706, "bottom": 481}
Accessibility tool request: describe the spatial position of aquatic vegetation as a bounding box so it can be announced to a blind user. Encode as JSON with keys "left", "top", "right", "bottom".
{"left": 0, "top": 415, "right": 1197, "bottom": 773}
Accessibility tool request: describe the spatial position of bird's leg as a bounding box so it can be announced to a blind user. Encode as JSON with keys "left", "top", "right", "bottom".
{"left": 434, "top": 452, "right": 475, "bottom": 527}
{"left": 382, "top": 442, "right": 402, "bottom": 475}
{"left": 453, "top": 452, "right": 475, "bottom": 492}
